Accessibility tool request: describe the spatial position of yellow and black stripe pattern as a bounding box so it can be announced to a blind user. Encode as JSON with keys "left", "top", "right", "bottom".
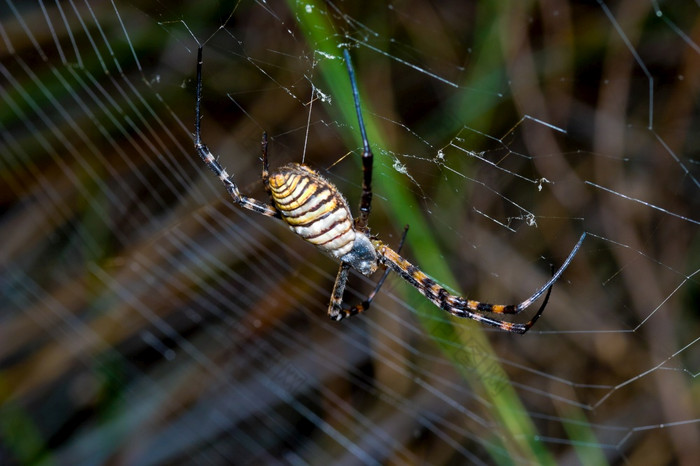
{"left": 269, "top": 164, "right": 356, "bottom": 260}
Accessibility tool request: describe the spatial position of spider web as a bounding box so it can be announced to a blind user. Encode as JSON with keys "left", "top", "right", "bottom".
{"left": 1, "top": 1, "right": 698, "bottom": 464}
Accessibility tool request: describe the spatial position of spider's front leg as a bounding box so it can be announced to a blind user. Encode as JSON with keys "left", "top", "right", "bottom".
{"left": 343, "top": 49, "right": 373, "bottom": 232}
{"left": 193, "top": 46, "right": 280, "bottom": 219}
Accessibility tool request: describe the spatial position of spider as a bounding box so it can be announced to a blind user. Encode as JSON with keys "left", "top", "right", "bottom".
{"left": 193, "top": 46, "right": 585, "bottom": 334}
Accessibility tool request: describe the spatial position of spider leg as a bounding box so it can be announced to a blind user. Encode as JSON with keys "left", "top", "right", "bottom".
{"left": 260, "top": 132, "right": 272, "bottom": 196}
{"left": 374, "top": 232, "right": 586, "bottom": 334}
{"left": 343, "top": 49, "right": 373, "bottom": 232}
{"left": 328, "top": 262, "right": 353, "bottom": 321}
{"left": 328, "top": 226, "right": 410, "bottom": 321}
{"left": 194, "top": 47, "right": 280, "bottom": 218}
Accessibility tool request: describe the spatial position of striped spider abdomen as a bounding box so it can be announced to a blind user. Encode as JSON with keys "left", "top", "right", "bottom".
{"left": 268, "top": 164, "right": 378, "bottom": 276}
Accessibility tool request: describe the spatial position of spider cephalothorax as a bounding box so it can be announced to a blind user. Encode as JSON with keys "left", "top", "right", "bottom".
{"left": 193, "top": 46, "right": 585, "bottom": 333}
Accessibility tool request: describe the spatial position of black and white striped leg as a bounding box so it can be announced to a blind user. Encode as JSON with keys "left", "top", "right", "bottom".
{"left": 194, "top": 47, "right": 280, "bottom": 218}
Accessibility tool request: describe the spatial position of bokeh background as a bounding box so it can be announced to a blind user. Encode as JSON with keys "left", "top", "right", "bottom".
{"left": 1, "top": 1, "right": 698, "bottom": 464}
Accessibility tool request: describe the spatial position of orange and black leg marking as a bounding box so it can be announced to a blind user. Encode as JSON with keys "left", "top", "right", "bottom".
{"left": 376, "top": 244, "right": 553, "bottom": 334}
